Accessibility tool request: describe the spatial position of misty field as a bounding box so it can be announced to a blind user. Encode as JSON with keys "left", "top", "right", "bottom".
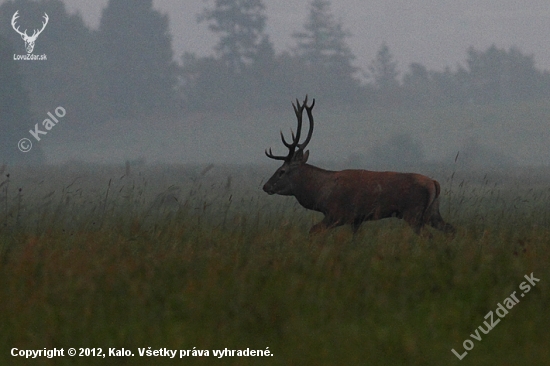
{"left": 0, "top": 163, "right": 549, "bottom": 365}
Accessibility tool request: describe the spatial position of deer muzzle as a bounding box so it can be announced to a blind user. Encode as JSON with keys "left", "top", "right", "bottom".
{"left": 263, "top": 183, "right": 275, "bottom": 195}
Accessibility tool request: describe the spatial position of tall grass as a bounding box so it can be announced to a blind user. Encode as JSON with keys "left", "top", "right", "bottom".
{"left": 0, "top": 164, "right": 549, "bottom": 365}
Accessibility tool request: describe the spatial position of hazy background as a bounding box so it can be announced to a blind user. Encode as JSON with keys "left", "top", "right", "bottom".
{"left": 1, "top": 0, "right": 550, "bottom": 168}
{"left": 63, "top": 0, "right": 550, "bottom": 73}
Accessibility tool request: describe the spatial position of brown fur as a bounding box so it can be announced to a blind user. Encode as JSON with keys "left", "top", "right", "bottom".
{"left": 263, "top": 96, "right": 455, "bottom": 236}
{"left": 264, "top": 163, "right": 455, "bottom": 235}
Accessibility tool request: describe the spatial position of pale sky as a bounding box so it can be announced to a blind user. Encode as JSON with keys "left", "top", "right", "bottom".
{"left": 61, "top": 0, "right": 550, "bottom": 74}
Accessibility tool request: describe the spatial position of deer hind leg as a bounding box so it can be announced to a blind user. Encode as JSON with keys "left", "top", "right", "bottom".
{"left": 422, "top": 195, "right": 456, "bottom": 235}
{"left": 409, "top": 221, "right": 433, "bottom": 239}
{"left": 403, "top": 210, "right": 431, "bottom": 237}
{"left": 427, "top": 207, "right": 456, "bottom": 235}
{"left": 429, "top": 214, "right": 456, "bottom": 234}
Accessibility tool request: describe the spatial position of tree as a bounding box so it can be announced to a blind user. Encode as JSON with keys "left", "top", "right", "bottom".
{"left": 368, "top": 42, "right": 399, "bottom": 91}
{"left": 402, "top": 62, "right": 442, "bottom": 107}
{"left": 180, "top": 53, "right": 241, "bottom": 111}
{"left": 98, "top": 0, "right": 178, "bottom": 118}
{"left": 183, "top": 0, "right": 279, "bottom": 111}
{"left": 290, "top": 0, "right": 361, "bottom": 104}
{"left": 465, "top": 45, "right": 543, "bottom": 104}
{"left": 199, "top": 0, "right": 273, "bottom": 74}
{"left": 430, "top": 66, "right": 469, "bottom": 106}
{"left": 0, "top": 35, "right": 44, "bottom": 165}
{"left": 293, "top": 0, "right": 357, "bottom": 82}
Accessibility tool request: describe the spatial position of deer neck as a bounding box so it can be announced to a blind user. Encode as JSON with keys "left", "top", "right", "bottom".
{"left": 291, "top": 164, "right": 334, "bottom": 212}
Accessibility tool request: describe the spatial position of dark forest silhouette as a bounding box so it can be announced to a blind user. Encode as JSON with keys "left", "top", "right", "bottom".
{"left": 2, "top": 0, "right": 550, "bottom": 164}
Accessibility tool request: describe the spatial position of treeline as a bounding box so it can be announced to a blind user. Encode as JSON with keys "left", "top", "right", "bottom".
{"left": 2, "top": 0, "right": 550, "bottom": 125}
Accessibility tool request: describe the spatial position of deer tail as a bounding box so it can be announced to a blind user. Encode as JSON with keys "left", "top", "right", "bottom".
{"left": 433, "top": 180, "right": 441, "bottom": 199}
{"left": 423, "top": 180, "right": 440, "bottom": 223}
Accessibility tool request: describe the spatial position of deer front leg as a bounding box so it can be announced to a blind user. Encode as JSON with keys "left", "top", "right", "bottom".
{"left": 309, "top": 215, "right": 344, "bottom": 234}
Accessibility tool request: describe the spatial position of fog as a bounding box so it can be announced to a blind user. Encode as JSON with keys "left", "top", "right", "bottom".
{"left": 2, "top": 0, "right": 550, "bottom": 168}
{"left": 65, "top": 0, "right": 550, "bottom": 72}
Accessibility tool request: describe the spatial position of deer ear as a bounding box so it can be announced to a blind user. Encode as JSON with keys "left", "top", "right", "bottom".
{"left": 291, "top": 149, "right": 308, "bottom": 164}
{"left": 302, "top": 150, "right": 309, "bottom": 163}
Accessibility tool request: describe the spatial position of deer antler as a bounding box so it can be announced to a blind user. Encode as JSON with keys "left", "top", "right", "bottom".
{"left": 11, "top": 10, "right": 50, "bottom": 44}
{"left": 265, "top": 95, "right": 315, "bottom": 162}
{"left": 31, "top": 13, "right": 49, "bottom": 39}
{"left": 298, "top": 98, "right": 315, "bottom": 152}
{"left": 11, "top": 11, "right": 27, "bottom": 38}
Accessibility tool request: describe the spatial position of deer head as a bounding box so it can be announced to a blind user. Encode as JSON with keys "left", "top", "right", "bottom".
{"left": 263, "top": 95, "right": 315, "bottom": 195}
{"left": 11, "top": 11, "right": 49, "bottom": 54}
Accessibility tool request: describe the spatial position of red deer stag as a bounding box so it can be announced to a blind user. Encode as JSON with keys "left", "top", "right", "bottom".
{"left": 263, "top": 96, "right": 455, "bottom": 236}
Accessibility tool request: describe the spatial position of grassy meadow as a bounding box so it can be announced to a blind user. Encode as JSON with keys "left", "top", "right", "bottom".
{"left": 0, "top": 162, "right": 549, "bottom": 365}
